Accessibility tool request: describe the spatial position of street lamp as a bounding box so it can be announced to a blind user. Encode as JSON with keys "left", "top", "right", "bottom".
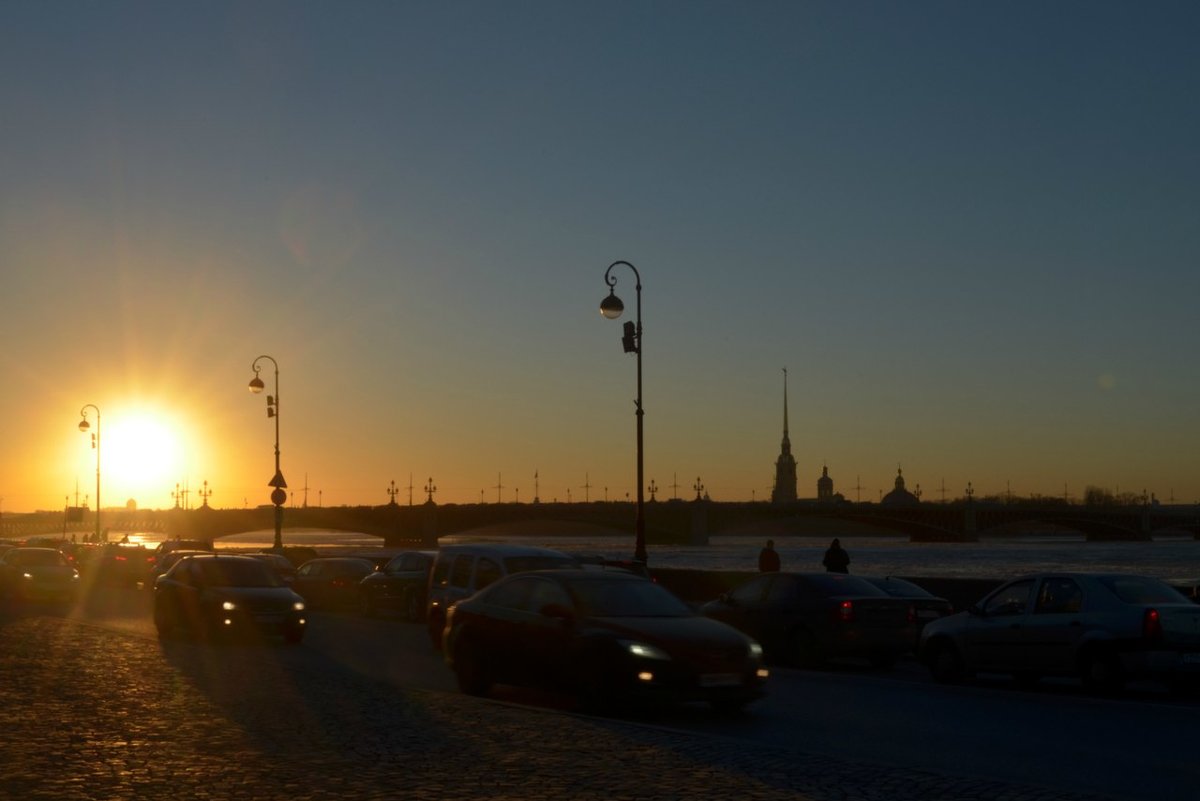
{"left": 599, "top": 260, "right": 646, "bottom": 564}
{"left": 77, "top": 404, "right": 101, "bottom": 543}
{"left": 248, "top": 355, "right": 287, "bottom": 551}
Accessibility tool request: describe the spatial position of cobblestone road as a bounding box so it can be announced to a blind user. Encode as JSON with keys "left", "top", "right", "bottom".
{"left": 0, "top": 616, "right": 1117, "bottom": 801}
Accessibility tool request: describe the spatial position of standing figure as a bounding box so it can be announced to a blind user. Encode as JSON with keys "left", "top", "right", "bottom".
{"left": 758, "top": 539, "right": 781, "bottom": 572}
{"left": 822, "top": 538, "right": 850, "bottom": 573}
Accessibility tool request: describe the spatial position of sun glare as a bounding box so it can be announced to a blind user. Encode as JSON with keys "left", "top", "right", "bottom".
{"left": 101, "top": 411, "right": 185, "bottom": 507}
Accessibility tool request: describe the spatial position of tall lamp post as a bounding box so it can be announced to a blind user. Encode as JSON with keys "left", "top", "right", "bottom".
{"left": 599, "top": 260, "right": 646, "bottom": 564}
{"left": 77, "top": 404, "right": 101, "bottom": 543}
{"left": 248, "top": 355, "right": 287, "bottom": 551}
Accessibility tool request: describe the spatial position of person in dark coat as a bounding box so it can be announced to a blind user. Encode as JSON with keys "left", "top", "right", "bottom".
{"left": 758, "top": 539, "right": 780, "bottom": 572}
{"left": 822, "top": 538, "right": 850, "bottom": 573}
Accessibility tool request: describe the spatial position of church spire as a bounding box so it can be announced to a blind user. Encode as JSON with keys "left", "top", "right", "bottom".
{"left": 771, "top": 368, "right": 797, "bottom": 503}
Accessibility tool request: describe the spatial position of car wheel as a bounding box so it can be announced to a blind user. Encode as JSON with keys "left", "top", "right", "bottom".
{"left": 403, "top": 589, "right": 421, "bottom": 622}
{"left": 153, "top": 603, "right": 174, "bottom": 639}
{"left": 1080, "top": 650, "right": 1124, "bottom": 695}
{"left": 786, "top": 627, "right": 819, "bottom": 668}
{"left": 928, "top": 641, "right": 967, "bottom": 684}
{"left": 453, "top": 636, "right": 491, "bottom": 696}
{"left": 359, "top": 591, "right": 376, "bottom": 618}
{"left": 428, "top": 612, "right": 445, "bottom": 650}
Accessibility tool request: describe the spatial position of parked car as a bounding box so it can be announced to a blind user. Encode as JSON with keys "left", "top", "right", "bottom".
{"left": 919, "top": 572, "right": 1200, "bottom": 693}
{"left": 358, "top": 550, "right": 435, "bottom": 619}
{"left": 91, "top": 542, "right": 157, "bottom": 587}
{"left": 292, "top": 556, "right": 377, "bottom": 610}
{"left": 700, "top": 572, "right": 916, "bottom": 668}
{"left": 426, "top": 543, "right": 578, "bottom": 647}
{"left": 0, "top": 547, "right": 80, "bottom": 606}
{"left": 143, "top": 549, "right": 212, "bottom": 589}
{"left": 153, "top": 554, "right": 306, "bottom": 643}
{"left": 245, "top": 553, "right": 298, "bottom": 585}
{"left": 444, "top": 569, "right": 767, "bottom": 712}
{"left": 861, "top": 576, "right": 954, "bottom": 644}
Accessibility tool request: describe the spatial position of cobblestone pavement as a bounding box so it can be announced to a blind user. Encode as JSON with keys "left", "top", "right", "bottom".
{"left": 0, "top": 616, "right": 1117, "bottom": 801}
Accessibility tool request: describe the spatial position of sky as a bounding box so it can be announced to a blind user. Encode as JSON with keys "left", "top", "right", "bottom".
{"left": 2, "top": 1, "right": 1198, "bottom": 513}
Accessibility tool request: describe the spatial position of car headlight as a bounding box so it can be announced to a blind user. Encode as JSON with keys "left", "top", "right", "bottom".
{"left": 292, "top": 601, "right": 306, "bottom": 612}
{"left": 22, "top": 572, "right": 33, "bottom": 580}
{"left": 748, "top": 641, "right": 763, "bottom": 659}
{"left": 622, "top": 640, "right": 670, "bottom": 660}
{"left": 221, "top": 601, "right": 237, "bottom": 611}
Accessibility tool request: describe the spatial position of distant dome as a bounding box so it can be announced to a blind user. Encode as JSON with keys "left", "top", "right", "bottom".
{"left": 881, "top": 468, "right": 919, "bottom": 507}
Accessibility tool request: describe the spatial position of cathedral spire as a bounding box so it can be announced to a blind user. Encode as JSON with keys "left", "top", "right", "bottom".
{"left": 771, "top": 367, "right": 797, "bottom": 503}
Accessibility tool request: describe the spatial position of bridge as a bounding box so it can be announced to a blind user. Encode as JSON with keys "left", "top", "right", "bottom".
{"left": 4, "top": 499, "right": 1198, "bottom": 547}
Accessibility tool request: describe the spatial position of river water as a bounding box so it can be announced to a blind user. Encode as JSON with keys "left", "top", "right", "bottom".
{"left": 190, "top": 529, "right": 1200, "bottom": 586}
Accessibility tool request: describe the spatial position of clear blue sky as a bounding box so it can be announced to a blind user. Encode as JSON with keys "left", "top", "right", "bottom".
{"left": 2, "top": 1, "right": 1198, "bottom": 512}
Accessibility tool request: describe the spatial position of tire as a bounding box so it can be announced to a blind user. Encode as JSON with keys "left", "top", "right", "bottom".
{"left": 428, "top": 612, "right": 445, "bottom": 650}
{"left": 403, "top": 589, "right": 421, "bottom": 622}
{"left": 153, "top": 603, "right": 174, "bottom": 639}
{"left": 1080, "top": 650, "right": 1124, "bottom": 695}
{"left": 927, "top": 641, "right": 967, "bottom": 684}
{"left": 453, "top": 637, "right": 491, "bottom": 696}
{"left": 786, "top": 628, "right": 819, "bottom": 668}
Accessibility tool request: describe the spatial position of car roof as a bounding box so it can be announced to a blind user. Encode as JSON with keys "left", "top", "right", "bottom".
{"left": 500, "top": 568, "right": 641, "bottom": 583}
{"left": 435, "top": 543, "right": 571, "bottom": 558}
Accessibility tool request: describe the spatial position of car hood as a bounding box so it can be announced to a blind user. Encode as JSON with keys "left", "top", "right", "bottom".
{"left": 206, "top": 586, "right": 304, "bottom": 606}
{"left": 20, "top": 565, "right": 77, "bottom": 581}
{"left": 587, "top": 614, "right": 753, "bottom": 650}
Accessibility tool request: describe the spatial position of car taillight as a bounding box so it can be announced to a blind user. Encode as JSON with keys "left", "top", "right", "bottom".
{"left": 114, "top": 555, "right": 127, "bottom": 562}
{"left": 1143, "top": 608, "right": 1163, "bottom": 642}
{"left": 833, "top": 600, "right": 855, "bottom": 623}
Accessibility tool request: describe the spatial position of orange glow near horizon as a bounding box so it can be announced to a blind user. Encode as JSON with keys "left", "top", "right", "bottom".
{"left": 72, "top": 403, "right": 212, "bottom": 511}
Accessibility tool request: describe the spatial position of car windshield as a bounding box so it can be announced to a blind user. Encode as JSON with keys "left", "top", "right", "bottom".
{"left": 1099, "top": 575, "right": 1189, "bottom": 605}
{"left": 9, "top": 549, "right": 66, "bottom": 567}
{"left": 502, "top": 555, "right": 577, "bottom": 573}
{"left": 571, "top": 579, "right": 692, "bottom": 617}
{"left": 808, "top": 574, "right": 888, "bottom": 597}
{"left": 197, "top": 559, "right": 282, "bottom": 588}
{"left": 871, "top": 578, "right": 935, "bottom": 598}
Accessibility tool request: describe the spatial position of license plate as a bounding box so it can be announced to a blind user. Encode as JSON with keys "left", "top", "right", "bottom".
{"left": 699, "top": 673, "right": 741, "bottom": 688}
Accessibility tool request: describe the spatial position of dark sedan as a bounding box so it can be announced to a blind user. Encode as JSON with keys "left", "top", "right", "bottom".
{"left": 153, "top": 554, "right": 306, "bottom": 643}
{"left": 359, "top": 550, "right": 435, "bottom": 620}
{"left": 862, "top": 576, "right": 954, "bottom": 644}
{"left": 701, "top": 572, "right": 916, "bottom": 668}
{"left": 292, "top": 556, "right": 377, "bottom": 610}
{"left": 443, "top": 570, "right": 767, "bottom": 713}
{"left": 0, "top": 547, "right": 80, "bottom": 606}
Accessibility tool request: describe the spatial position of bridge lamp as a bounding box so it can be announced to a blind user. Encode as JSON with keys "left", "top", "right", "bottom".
{"left": 248, "top": 355, "right": 287, "bottom": 551}
{"left": 77, "top": 404, "right": 102, "bottom": 543}
{"left": 598, "top": 260, "right": 646, "bottom": 565}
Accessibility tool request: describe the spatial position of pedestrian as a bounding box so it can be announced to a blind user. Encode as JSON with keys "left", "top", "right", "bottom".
{"left": 758, "top": 539, "right": 780, "bottom": 572}
{"left": 822, "top": 537, "right": 850, "bottom": 573}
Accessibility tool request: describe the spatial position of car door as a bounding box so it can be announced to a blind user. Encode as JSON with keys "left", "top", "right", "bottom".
{"left": 708, "top": 575, "right": 774, "bottom": 645}
{"left": 515, "top": 576, "right": 577, "bottom": 689}
{"left": 963, "top": 578, "right": 1036, "bottom": 672}
{"left": 1022, "top": 576, "right": 1087, "bottom": 673}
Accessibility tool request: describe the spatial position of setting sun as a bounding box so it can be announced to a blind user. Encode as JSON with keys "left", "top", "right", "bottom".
{"left": 99, "top": 410, "right": 187, "bottom": 507}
